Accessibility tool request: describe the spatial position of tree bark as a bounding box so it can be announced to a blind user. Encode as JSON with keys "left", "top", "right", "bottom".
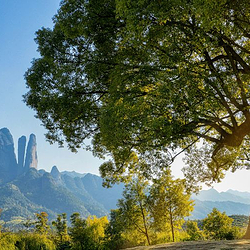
{"left": 242, "top": 216, "right": 250, "bottom": 239}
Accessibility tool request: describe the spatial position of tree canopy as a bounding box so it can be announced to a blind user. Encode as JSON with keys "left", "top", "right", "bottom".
{"left": 25, "top": 0, "right": 250, "bottom": 185}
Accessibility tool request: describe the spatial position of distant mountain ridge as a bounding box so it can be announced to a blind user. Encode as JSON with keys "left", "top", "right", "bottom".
{"left": 61, "top": 171, "right": 87, "bottom": 178}
{"left": 191, "top": 188, "right": 250, "bottom": 219}
{"left": 192, "top": 188, "right": 250, "bottom": 204}
{"left": 227, "top": 189, "right": 250, "bottom": 200}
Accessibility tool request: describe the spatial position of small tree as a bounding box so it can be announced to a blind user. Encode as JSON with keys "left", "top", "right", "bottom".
{"left": 185, "top": 221, "right": 203, "bottom": 241}
{"left": 86, "top": 215, "right": 109, "bottom": 248}
{"left": 104, "top": 209, "right": 125, "bottom": 250}
{"left": 69, "top": 213, "right": 99, "bottom": 250}
{"left": 69, "top": 213, "right": 87, "bottom": 250}
{"left": 35, "top": 212, "right": 50, "bottom": 235}
{"left": 117, "top": 177, "right": 152, "bottom": 246}
{"left": 23, "top": 218, "right": 35, "bottom": 232}
{"left": 52, "top": 213, "right": 70, "bottom": 248}
{"left": 203, "top": 208, "right": 240, "bottom": 240}
{"left": 149, "top": 170, "right": 194, "bottom": 242}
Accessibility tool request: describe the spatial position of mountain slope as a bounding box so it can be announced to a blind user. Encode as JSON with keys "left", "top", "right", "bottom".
{"left": 11, "top": 169, "right": 90, "bottom": 218}
{"left": 81, "top": 173, "right": 124, "bottom": 211}
{"left": 0, "top": 183, "right": 56, "bottom": 221}
{"left": 61, "top": 171, "right": 87, "bottom": 178}
{"left": 61, "top": 174, "right": 108, "bottom": 217}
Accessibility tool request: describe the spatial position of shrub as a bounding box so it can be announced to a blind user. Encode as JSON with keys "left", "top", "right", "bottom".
{"left": 15, "top": 233, "right": 56, "bottom": 250}
{"left": 203, "top": 208, "right": 241, "bottom": 240}
{"left": 185, "top": 221, "right": 204, "bottom": 241}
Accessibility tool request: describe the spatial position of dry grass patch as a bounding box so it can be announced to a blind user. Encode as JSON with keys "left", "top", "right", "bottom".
{"left": 125, "top": 240, "right": 250, "bottom": 250}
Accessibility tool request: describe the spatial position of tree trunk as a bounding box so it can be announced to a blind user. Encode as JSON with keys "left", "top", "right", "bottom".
{"left": 169, "top": 207, "right": 175, "bottom": 242}
{"left": 242, "top": 216, "right": 250, "bottom": 239}
{"left": 139, "top": 200, "right": 151, "bottom": 245}
{"left": 145, "top": 231, "right": 151, "bottom": 246}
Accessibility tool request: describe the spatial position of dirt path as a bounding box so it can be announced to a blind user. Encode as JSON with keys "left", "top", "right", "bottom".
{"left": 126, "top": 239, "right": 250, "bottom": 249}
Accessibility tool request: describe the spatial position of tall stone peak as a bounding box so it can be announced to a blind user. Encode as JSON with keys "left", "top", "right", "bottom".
{"left": 0, "top": 128, "right": 40, "bottom": 181}
{"left": 0, "top": 128, "right": 14, "bottom": 146}
{"left": 18, "top": 136, "right": 26, "bottom": 170}
{"left": 24, "top": 134, "right": 38, "bottom": 171}
{"left": 0, "top": 128, "right": 18, "bottom": 183}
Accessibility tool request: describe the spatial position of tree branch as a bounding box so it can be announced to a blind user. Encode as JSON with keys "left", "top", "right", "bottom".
{"left": 204, "top": 50, "right": 239, "bottom": 127}
{"left": 193, "top": 131, "right": 220, "bottom": 144}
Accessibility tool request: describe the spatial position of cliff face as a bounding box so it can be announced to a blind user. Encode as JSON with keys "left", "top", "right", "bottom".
{"left": 0, "top": 128, "right": 18, "bottom": 183}
{"left": 24, "top": 134, "right": 38, "bottom": 171}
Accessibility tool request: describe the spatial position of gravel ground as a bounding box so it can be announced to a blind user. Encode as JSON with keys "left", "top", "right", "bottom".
{"left": 125, "top": 240, "right": 250, "bottom": 249}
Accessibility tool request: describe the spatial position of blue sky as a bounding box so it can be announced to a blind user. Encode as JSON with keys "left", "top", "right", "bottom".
{"left": 1, "top": 0, "right": 250, "bottom": 192}
{"left": 0, "top": 0, "right": 103, "bottom": 175}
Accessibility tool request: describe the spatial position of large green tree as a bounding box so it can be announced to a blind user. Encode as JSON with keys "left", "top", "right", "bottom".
{"left": 25, "top": 0, "right": 250, "bottom": 184}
